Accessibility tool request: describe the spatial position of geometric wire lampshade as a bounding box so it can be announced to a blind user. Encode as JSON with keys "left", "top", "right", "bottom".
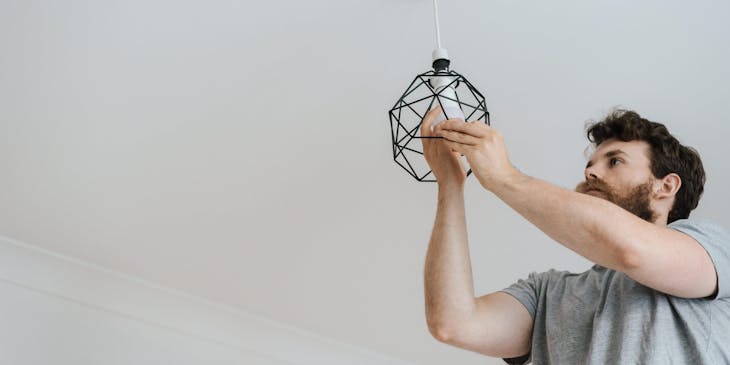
{"left": 388, "top": 69, "right": 490, "bottom": 182}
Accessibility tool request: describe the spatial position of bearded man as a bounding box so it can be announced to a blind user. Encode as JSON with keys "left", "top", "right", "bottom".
{"left": 421, "top": 108, "right": 730, "bottom": 364}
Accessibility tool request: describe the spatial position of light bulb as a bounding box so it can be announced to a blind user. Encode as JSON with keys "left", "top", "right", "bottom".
{"left": 429, "top": 73, "right": 464, "bottom": 131}
{"left": 428, "top": 48, "right": 464, "bottom": 131}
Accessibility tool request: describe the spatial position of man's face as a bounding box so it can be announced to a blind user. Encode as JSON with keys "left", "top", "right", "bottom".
{"left": 575, "top": 139, "right": 658, "bottom": 222}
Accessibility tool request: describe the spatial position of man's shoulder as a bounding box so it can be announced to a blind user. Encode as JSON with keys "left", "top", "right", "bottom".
{"left": 669, "top": 218, "right": 727, "bottom": 231}
{"left": 668, "top": 218, "right": 730, "bottom": 243}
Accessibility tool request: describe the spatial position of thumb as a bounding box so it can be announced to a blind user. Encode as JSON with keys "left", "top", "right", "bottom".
{"left": 420, "top": 106, "right": 442, "bottom": 137}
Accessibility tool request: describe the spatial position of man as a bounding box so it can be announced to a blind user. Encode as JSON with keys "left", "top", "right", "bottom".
{"left": 421, "top": 107, "right": 730, "bottom": 364}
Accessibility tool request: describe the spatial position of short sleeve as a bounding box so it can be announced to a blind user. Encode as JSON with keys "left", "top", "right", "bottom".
{"left": 669, "top": 219, "right": 730, "bottom": 300}
{"left": 498, "top": 270, "right": 562, "bottom": 365}
{"left": 499, "top": 270, "right": 557, "bottom": 320}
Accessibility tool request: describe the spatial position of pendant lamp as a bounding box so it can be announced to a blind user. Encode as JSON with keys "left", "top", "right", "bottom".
{"left": 388, "top": 0, "right": 490, "bottom": 182}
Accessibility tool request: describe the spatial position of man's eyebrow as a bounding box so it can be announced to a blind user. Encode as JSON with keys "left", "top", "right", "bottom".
{"left": 604, "top": 149, "right": 628, "bottom": 158}
{"left": 586, "top": 149, "right": 628, "bottom": 168}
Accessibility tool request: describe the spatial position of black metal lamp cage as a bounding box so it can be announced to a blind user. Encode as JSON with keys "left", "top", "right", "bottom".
{"left": 388, "top": 69, "right": 490, "bottom": 182}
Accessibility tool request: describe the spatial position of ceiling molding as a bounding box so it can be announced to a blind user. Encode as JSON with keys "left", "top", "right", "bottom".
{"left": 0, "top": 235, "right": 415, "bottom": 365}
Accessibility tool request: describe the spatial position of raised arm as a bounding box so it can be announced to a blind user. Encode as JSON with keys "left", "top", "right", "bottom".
{"left": 420, "top": 108, "right": 533, "bottom": 358}
{"left": 489, "top": 173, "right": 716, "bottom": 299}
{"left": 423, "top": 184, "right": 533, "bottom": 358}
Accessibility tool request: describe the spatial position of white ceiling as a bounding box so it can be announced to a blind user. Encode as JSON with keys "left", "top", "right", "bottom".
{"left": 2, "top": 1, "right": 729, "bottom": 364}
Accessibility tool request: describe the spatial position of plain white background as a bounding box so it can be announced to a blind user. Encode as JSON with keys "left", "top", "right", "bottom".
{"left": 1, "top": 1, "right": 729, "bottom": 364}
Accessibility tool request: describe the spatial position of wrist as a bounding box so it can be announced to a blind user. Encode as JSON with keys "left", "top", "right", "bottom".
{"left": 438, "top": 181, "right": 465, "bottom": 195}
{"left": 490, "top": 166, "right": 527, "bottom": 195}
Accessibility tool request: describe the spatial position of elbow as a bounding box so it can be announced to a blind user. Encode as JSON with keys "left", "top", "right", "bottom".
{"left": 428, "top": 323, "right": 458, "bottom": 343}
{"left": 426, "top": 317, "right": 462, "bottom": 344}
{"left": 425, "top": 299, "right": 475, "bottom": 343}
{"left": 618, "top": 243, "right": 642, "bottom": 272}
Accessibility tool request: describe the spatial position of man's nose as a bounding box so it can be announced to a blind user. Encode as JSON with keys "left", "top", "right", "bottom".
{"left": 584, "top": 166, "right": 599, "bottom": 181}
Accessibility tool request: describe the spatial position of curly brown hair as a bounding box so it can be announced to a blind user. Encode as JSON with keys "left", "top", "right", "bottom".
{"left": 586, "top": 110, "right": 705, "bottom": 223}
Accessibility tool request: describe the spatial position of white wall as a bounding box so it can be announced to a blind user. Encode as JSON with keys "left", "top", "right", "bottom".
{"left": 0, "top": 236, "right": 415, "bottom": 365}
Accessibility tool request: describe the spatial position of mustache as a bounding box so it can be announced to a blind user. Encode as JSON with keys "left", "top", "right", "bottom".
{"left": 575, "top": 179, "right": 612, "bottom": 194}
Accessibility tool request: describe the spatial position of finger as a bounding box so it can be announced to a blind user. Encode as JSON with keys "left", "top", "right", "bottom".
{"left": 441, "top": 138, "right": 471, "bottom": 155}
{"left": 437, "top": 119, "right": 487, "bottom": 137}
{"left": 420, "top": 106, "right": 443, "bottom": 137}
{"left": 437, "top": 119, "right": 489, "bottom": 138}
{"left": 437, "top": 129, "right": 479, "bottom": 146}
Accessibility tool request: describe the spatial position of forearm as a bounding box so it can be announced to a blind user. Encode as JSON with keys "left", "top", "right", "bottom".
{"left": 491, "top": 172, "right": 651, "bottom": 271}
{"left": 424, "top": 184, "right": 476, "bottom": 330}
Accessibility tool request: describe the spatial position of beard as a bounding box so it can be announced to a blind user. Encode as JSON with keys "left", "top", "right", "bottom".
{"left": 575, "top": 179, "right": 657, "bottom": 223}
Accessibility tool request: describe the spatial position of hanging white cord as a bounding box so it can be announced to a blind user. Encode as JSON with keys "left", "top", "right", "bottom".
{"left": 433, "top": 0, "right": 442, "bottom": 49}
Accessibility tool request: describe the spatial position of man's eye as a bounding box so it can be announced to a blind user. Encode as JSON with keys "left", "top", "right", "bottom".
{"left": 609, "top": 158, "right": 621, "bottom": 166}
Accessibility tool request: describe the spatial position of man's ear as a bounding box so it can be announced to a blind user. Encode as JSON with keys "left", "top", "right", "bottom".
{"left": 654, "top": 173, "right": 681, "bottom": 199}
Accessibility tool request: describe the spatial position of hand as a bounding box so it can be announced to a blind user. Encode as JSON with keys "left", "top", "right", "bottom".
{"left": 419, "top": 107, "right": 467, "bottom": 187}
{"left": 433, "top": 118, "right": 518, "bottom": 192}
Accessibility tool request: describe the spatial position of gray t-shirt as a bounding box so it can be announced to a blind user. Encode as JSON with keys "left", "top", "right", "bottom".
{"left": 500, "top": 219, "right": 730, "bottom": 364}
